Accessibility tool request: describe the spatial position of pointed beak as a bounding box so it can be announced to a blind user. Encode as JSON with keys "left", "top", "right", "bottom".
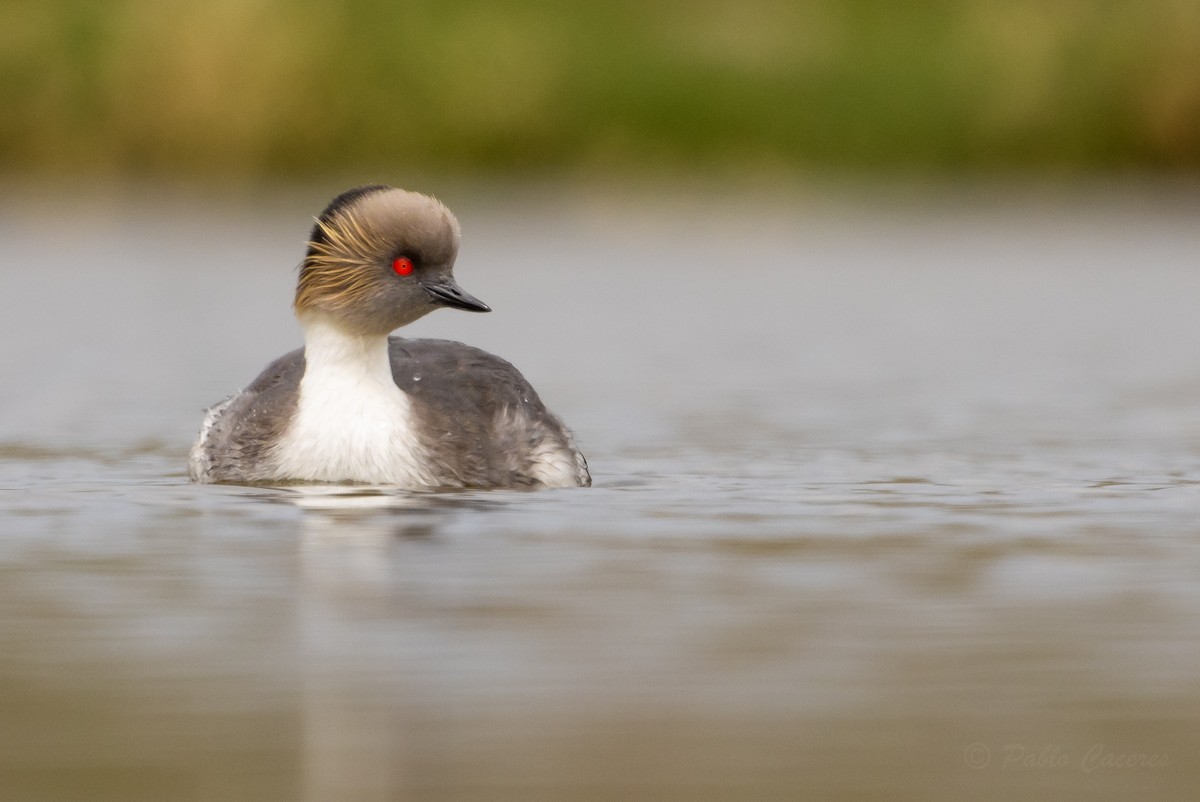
{"left": 422, "top": 278, "right": 491, "bottom": 313}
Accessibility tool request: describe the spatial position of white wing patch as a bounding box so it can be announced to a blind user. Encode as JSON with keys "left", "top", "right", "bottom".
{"left": 494, "top": 404, "right": 590, "bottom": 488}
{"left": 187, "top": 394, "right": 236, "bottom": 482}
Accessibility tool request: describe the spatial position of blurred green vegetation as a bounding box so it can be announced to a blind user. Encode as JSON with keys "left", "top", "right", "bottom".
{"left": 2, "top": 0, "right": 1199, "bottom": 180}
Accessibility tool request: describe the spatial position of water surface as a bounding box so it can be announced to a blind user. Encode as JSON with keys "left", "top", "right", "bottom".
{"left": 2, "top": 185, "right": 1199, "bottom": 800}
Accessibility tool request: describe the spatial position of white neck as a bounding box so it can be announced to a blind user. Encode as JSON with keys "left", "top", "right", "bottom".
{"left": 301, "top": 317, "right": 392, "bottom": 382}
{"left": 270, "top": 317, "right": 433, "bottom": 485}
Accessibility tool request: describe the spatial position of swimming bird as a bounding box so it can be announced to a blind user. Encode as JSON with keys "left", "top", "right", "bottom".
{"left": 188, "top": 185, "right": 590, "bottom": 489}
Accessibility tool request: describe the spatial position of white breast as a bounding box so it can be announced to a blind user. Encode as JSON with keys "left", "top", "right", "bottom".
{"left": 271, "top": 322, "right": 434, "bottom": 486}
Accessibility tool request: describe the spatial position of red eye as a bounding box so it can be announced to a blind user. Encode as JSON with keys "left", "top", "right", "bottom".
{"left": 392, "top": 257, "right": 414, "bottom": 276}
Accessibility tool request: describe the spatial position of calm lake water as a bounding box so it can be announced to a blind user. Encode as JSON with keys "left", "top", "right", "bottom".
{"left": 2, "top": 183, "right": 1200, "bottom": 800}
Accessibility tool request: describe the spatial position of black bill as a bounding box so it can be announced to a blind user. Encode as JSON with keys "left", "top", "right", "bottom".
{"left": 423, "top": 279, "right": 491, "bottom": 313}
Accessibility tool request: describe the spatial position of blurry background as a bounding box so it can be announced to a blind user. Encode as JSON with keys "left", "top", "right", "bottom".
{"left": 3, "top": 0, "right": 1198, "bottom": 184}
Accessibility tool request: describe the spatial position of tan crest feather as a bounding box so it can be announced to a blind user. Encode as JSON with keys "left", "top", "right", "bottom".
{"left": 295, "top": 207, "right": 390, "bottom": 315}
